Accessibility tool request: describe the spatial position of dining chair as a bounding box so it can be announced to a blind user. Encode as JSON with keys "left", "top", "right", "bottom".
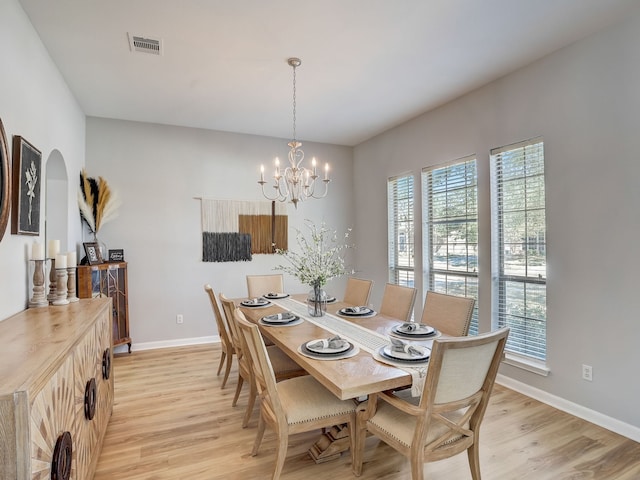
{"left": 420, "top": 291, "right": 475, "bottom": 337}
{"left": 235, "top": 312, "right": 358, "bottom": 480}
{"left": 246, "top": 274, "right": 285, "bottom": 298}
{"left": 352, "top": 327, "right": 509, "bottom": 480}
{"left": 343, "top": 277, "right": 374, "bottom": 306}
{"left": 204, "top": 284, "right": 234, "bottom": 388}
{"left": 379, "top": 283, "right": 417, "bottom": 322}
{"left": 220, "top": 295, "right": 305, "bottom": 428}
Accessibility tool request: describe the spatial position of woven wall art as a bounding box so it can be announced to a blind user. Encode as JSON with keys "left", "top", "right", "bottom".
{"left": 200, "top": 199, "right": 288, "bottom": 262}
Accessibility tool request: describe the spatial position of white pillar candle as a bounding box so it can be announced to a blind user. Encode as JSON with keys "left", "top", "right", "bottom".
{"left": 32, "top": 242, "right": 45, "bottom": 260}
{"left": 67, "top": 251, "right": 77, "bottom": 268}
{"left": 55, "top": 253, "right": 67, "bottom": 269}
{"left": 48, "top": 239, "right": 60, "bottom": 258}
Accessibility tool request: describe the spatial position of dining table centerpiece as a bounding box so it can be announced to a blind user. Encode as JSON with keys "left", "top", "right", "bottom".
{"left": 276, "top": 220, "right": 352, "bottom": 317}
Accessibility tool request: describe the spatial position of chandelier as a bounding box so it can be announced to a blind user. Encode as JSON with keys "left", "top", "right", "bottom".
{"left": 259, "top": 57, "right": 330, "bottom": 208}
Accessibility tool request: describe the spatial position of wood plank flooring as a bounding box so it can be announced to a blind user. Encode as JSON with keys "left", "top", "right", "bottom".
{"left": 94, "top": 344, "right": 640, "bottom": 479}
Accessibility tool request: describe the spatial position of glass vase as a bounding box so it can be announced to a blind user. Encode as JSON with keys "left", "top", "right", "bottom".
{"left": 307, "top": 285, "right": 327, "bottom": 317}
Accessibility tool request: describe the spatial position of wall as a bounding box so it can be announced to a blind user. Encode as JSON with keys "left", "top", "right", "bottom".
{"left": 0, "top": 0, "right": 85, "bottom": 320}
{"left": 354, "top": 9, "right": 640, "bottom": 431}
{"left": 86, "top": 118, "right": 354, "bottom": 349}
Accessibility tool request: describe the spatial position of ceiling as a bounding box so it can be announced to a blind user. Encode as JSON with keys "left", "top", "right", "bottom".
{"left": 18, "top": 0, "right": 639, "bottom": 146}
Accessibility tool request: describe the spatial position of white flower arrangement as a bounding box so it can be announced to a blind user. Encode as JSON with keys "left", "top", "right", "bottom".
{"left": 276, "top": 220, "right": 353, "bottom": 288}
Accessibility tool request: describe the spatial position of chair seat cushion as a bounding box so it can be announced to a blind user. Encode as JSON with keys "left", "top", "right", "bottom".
{"left": 368, "top": 401, "right": 466, "bottom": 448}
{"left": 277, "top": 376, "right": 356, "bottom": 425}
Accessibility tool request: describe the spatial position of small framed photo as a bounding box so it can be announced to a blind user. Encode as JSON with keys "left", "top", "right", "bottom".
{"left": 108, "top": 249, "right": 124, "bottom": 262}
{"left": 83, "top": 242, "right": 103, "bottom": 265}
{"left": 11, "top": 136, "right": 42, "bottom": 236}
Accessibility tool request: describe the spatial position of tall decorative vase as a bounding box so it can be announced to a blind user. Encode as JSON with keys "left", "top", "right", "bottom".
{"left": 307, "top": 284, "right": 327, "bottom": 317}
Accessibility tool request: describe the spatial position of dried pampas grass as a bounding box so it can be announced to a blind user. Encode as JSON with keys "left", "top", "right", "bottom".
{"left": 78, "top": 169, "right": 120, "bottom": 234}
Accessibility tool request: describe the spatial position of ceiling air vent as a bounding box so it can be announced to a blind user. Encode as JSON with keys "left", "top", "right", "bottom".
{"left": 127, "top": 33, "right": 162, "bottom": 55}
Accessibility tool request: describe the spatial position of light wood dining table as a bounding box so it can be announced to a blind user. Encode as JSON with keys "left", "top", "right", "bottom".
{"left": 238, "top": 294, "right": 413, "bottom": 401}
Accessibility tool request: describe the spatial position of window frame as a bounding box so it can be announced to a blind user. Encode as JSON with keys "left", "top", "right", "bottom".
{"left": 387, "top": 173, "right": 415, "bottom": 289}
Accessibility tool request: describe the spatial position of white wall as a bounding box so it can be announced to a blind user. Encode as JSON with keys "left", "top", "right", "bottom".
{"left": 354, "top": 9, "right": 640, "bottom": 429}
{"left": 86, "top": 118, "right": 354, "bottom": 348}
{"left": 0, "top": 0, "right": 85, "bottom": 320}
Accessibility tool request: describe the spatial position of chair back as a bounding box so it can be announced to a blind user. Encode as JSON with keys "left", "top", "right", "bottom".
{"left": 246, "top": 274, "right": 284, "bottom": 298}
{"left": 343, "top": 277, "right": 373, "bottom": 306}
{"left": 416, "top": 328, "right": 509, "bottom": 458}
{"left": 219, "top": 294, "right": 241, "bottom": 350}
{"left": 204, "top": 284, "right": 232, "bottom": 349}
{"left": 420, "top": 291, "right": 475, "bottom": 336}
{"left": 234, "top": 309, "right": 285, "bottom": 428}
{"left": 379, "top": 283, "right": 417, "bottom": 322}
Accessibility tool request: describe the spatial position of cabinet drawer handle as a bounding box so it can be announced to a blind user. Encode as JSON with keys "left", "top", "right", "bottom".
{"left": 102, "top": 348, "right": 111, "bottom": 380}
{"left": 84, "top": 377, "right": 97, "bottom": 420}
{"left": 52, "top": 431, "right": 72, "bottom": 480}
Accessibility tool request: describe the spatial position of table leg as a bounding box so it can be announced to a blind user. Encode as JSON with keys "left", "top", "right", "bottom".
{"left": 308, "top": 424, "right": 351, "bottom": 463}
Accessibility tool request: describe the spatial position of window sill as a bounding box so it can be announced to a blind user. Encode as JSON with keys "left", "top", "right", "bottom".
{"left": 503, "top": 352, "right": 550, "bottom": 376}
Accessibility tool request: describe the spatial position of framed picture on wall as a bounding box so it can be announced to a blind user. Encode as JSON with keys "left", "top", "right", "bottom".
{"left": 83, "top": 242, "right": 103, "bottom": 265}
{"left": 11, "top": 136, "right": 41, "bottom": 236}
{"left": 0, "top": 118, "right": 10, "bottom": 243}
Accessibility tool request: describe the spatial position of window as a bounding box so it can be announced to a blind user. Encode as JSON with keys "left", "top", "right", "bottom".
{"left": 491, "top": 138, "right": 547, "bottom": 362}
{"left": 422, "top": 156, "right": 479, "bottom": 334}
{"left": 388, "top": 174, "right": 415, "bottom": 288}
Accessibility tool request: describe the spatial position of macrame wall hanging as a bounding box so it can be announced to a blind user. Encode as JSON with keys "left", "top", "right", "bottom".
{"left": 200, "top": 199, "right": 288, "bottom": 262}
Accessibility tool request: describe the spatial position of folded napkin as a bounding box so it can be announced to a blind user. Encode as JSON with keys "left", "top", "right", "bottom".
{"left": 266, "top": 312, "right": 294, "bottom": 320}
{"left": 267, "top": 292, "right": 284, "bottom": 297}
{"left": 246, "top": 297, "right": 264, "bottom": 305}
{"left": 390, "top": 338, "right": 428, "bottom": 357}
{"left": 344, "top": 306, "right": 368, "bottom": 313}
{"left": 398, "top": 322, "right": 419, "bottom": 332}
{"left": 308, "top": 335, "right": 347, "bottom": 350}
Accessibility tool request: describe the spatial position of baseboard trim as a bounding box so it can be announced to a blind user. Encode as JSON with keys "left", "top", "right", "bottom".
{"left": 497, "top": 374, "right": 640, "bottom": 443}
{"left": 113, "top": 335, "right": 219, "bottom": 354}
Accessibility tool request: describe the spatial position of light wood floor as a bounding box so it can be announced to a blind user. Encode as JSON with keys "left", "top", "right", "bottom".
{"left": 94, "top": 344, "right": 640, "bottom": 480}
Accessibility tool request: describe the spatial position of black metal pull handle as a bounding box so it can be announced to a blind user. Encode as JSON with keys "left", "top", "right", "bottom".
{"left": 51, "top": 431, "right": 72, "bottom": 480}
{"left": 84, "top": 377, "right": 97, "bottom": 420}
{"left": 102, "top": 347, "right": 111, "bottom": 380}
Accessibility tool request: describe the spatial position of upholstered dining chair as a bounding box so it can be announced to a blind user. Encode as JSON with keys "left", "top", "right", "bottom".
{"left": 420, "top": 291, "right": 475, "bottom": 337}
{"left": 343, "top": 277, "right": 374, "bottom": 306}
{"left": 246, "top": 274, "right": 285, "bottom": 298}
{"left": 353, "top": 327, "right": 509, "bottom": 480}
{"left": 379, "top": 283, "right": 417, "bottom": 322}
{"left": 220, "top": 294, "right": 305, "bottom": 428}
{"left": 204, "top": 284, "right": 235, "bottom": 388}
{"left": 235, "top": 311, "right": 358, "bottom": 480}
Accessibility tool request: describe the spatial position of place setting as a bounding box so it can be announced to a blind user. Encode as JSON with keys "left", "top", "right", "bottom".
{"left": 337, "top": 305, "right": 376, "bottom": 318}
{"left": 262, "top": 292, "right": 290, "bottom": 300}
{"left": 298, "top": 335, "right": 359, "bottom": 360}
{"left": 240, "top": 297, "right": 272, "bottom": 308}
{"left": 259, "top": 311, "right": 303, "bottom": 327}
{"left": 389, "top": 321, "right": 439, "bottom": 340}
{"left": 376, "top": 337, "right": 431, "bottom": 365}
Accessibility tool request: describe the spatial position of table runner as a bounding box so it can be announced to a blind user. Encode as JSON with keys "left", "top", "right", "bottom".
{"left": 272, "top": 297, "right": 428, "bottom": 396}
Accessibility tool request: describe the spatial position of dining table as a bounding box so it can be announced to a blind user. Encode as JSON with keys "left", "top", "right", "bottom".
{"left": 237, "top": 292, "right": 437, "bottom": 463}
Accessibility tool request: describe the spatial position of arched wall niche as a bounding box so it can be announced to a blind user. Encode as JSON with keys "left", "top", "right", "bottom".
{"left": 45, "top": 150, "right": 68, "bottom": 252}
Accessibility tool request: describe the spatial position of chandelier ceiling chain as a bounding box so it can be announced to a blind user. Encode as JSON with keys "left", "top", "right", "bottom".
{"left": 258, "top": 57, "right": 330, "bottom": 209}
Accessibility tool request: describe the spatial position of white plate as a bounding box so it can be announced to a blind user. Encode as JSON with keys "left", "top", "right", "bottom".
{"left": 305, "top": 339, "right": 351, "bottom": 354}
{"left": 339, "top": 307, "right": 374, "bottom": 316}
{"left": 263, "top": 293, "right": 290, "bottom": 299}
{"left": 382, "top": 344, "right": 430, "bottom": 361}
{"left": 393, "top": 323, "right": 435, "bottom": 336}
{"left": 261, "top": 312, "right": 297, "bottom": 324}
{"left": 241, "top": 299, "right": 271, "bottom": 307}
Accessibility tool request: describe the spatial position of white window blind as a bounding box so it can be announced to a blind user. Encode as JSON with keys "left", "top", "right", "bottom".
{"left": 388, "top": 174, "right": 415, "bottom": 288}
{"left": 422, "top": 156, "right": 479, "bottom": 334}
{"left": 491, "top": 138, "right": 547, "bottom": 360}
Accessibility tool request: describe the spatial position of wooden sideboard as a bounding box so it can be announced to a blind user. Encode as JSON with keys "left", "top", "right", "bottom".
{"left": 0, "top": 298, "right": 114, "bottom": 480}
{"left": 77, "top": 262, "right": 131, "bottom": 352}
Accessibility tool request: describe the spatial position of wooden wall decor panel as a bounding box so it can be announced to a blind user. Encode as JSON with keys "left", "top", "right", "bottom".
{"left": 239, "top": 214, "right": 288, "bottom": 254}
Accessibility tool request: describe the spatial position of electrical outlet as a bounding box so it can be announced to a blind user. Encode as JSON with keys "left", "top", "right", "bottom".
{"left": 582, "top": 364, "right": 593, "bottom": 381}
{"left": 176, "top": 314, "right": 184, "bottom": 324}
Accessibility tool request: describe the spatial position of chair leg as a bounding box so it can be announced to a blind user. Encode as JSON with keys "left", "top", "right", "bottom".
{"left": 242, "top": 380, "right": 258, "bottom": 428}
{"left": 252, "top": 415, "right": 266, "bottom": 456}
{"left": 232, "top": 375, "right": 244, "bottom": 407}
{"left": 352, "top": 412, "right": 367, "bottom": 476}
{"left": 272, "top": 429, "right": 289, "bottom": 480}
{"left": 410, "top": 448, "right": 425, "bottom": 480}
{"left": 220, "top": 352, "right": 233, "bottom": 389}
{"left": 467, "top": 442, "right": 481, "bottom": 480}
{"left": 216, "top": 351, "right": 226, "bottom": 376}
